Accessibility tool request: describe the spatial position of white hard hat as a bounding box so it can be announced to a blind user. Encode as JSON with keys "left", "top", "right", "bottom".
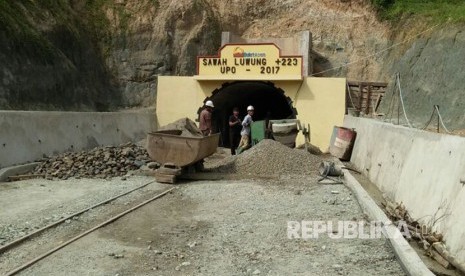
{"left": 205, "top": 100, "right": 214, "bottom": 108}
{"left": 247, "top": 105, "right": 254, "bottom": 111}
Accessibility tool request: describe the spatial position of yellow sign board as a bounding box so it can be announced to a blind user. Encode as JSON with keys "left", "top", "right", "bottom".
{"left": 196, "top": 44, "right": 303, "bottom": 80}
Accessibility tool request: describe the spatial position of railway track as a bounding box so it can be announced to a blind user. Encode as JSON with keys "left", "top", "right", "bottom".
{"left": 1, "top": 182, "right": 176, "bottom": 275}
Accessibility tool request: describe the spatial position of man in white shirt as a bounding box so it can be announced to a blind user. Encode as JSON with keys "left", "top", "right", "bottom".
{"left": 237, "top": 105, "right": 254, "bottom": 153}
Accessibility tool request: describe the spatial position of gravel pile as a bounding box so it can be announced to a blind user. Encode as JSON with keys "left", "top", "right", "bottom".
{"left": 210, "top": 139, "right": 327, "bottom": 176}
{"left": 31, "top": 143, "right": 152, "bottom": 180}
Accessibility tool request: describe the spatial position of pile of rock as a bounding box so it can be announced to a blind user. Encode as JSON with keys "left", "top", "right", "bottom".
{"left": 158, "top": 117, "right": 203, "bottom": 137}
{"left": 32, "top": 142, "right": 153, "bottom": 180}
{"left": 209, "top": 139, "right": 328, "bottom": 176}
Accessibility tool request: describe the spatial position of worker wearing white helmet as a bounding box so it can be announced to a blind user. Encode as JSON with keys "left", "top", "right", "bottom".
{"left": 199, "top": 100, "right": 214, "bottom": 136}
{"left": 237, "top": 105, "right": 254, "bottom": 153}
{"left": 205, "top": 100, "right": 214, "bottom": 108}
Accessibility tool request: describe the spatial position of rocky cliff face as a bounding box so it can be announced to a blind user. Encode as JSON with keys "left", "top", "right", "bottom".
{"left": 0, "top": 0, "right": 392, "bottom": 110}
{"left": 0, "top": 0, "right": 222, "bottom": 110}
{"left": 0, "top": 1, "right": 119, "bottom": 111}
{"left": 1, "top": 0, "right": 463, "bottom": 122}
{"left": 101, "top": 0, "right": 394, "bottom": 107}
{"left": 379, "top": 25, "right": 465, "bottom": 129}
{"left": 235, "top": 0, "right": 391, "bottom": 79}
{"left": 103, "top": 0, "right": 221, "bottom": 107}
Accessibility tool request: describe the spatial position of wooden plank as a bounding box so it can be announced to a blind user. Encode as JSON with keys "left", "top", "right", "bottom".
{"left": 430, "top": 249, "right": 451, "bottom": 269}
{"left": 360, "top": 94, "right": 383, "bottom": 99}
{"left": 8, "top": 174, "right": 45, "bottom": 181}
{"left": 157, "top": 166, "right": 182, "bottom": 175}
{"left": 358, "top": 83, "right": 364, "bottom": 112}
{"left": 433, "top": 242, "right": 465, "bottom": 273}
{"left": 366, "top": 85, "right": 372, "bottom": 114}
{"left": 374, "top": 94, "right": 383, "bottom": 112}
{"left": 155, "top": 173, "right": 177, "bottom": 184}
{"left": 348, "top": 81, "right": 388, "bottom": 87}
{"left": 347, "top": 81, "right": 387, "bottom": 114}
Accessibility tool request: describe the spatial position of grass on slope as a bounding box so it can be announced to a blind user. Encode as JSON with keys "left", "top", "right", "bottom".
{"left": 0, "top": 0, "right": 124, "bottom": 63}
{"left": 373, "top": 0, "right": 465, "bottom": 23}
{"left": 0, "top": 0, "right": 65, "bottom": 63}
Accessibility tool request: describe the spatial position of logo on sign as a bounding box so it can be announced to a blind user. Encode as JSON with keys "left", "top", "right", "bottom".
{"left": 233, "top": 47, "right": 244, "bottom": 57}
{"left": 233, "top": 46, "right": 266, "bottom": 58}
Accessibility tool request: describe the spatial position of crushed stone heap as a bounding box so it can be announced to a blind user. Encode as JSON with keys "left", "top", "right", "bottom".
{"left": 31, "top": 142, "right": 151, "bottom": 180}
{"left": 29, "top": 118, "right": 203, "bottom": 180}
{"left": 209, "top": 139, "right": 327, "bottom": 176}
{"left": 158, "top": 117, "right": 203, "bottom": 137}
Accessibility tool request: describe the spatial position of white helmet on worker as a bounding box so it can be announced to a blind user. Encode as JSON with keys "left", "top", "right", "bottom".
{"left": 205, "top": 100, "right": 214, "bottom": 108}
{"left": 247, "top": 105, "right": 254, "bottom": 111}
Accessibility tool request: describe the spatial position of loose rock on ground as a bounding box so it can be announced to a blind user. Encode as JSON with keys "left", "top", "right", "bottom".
{"left": 31, "top": 142, "right": 151, "bottom": 180}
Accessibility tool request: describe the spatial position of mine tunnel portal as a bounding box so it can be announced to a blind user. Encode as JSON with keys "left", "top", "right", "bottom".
{"left": 199, "top": 81, "right": 296, "bottom": 147}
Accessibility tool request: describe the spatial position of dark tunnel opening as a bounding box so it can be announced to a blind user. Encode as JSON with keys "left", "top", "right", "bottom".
{"left": 199, "top": 81, "right": 296, "bottom": 147}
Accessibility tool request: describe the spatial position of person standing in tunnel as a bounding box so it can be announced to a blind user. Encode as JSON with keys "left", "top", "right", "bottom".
{"left": 264, "top": 111, "right": 273, "bottom": 139}
{"left": 237, "top": 105, "right": 254, "bottom": 153}
{"left": 199, "top": 100, "right": 214, "bottom": 136}
{"left": 228, "top": 107, "right": 242, "bottom": 155}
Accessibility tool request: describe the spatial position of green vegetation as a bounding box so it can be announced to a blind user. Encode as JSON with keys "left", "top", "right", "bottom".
{"left": 0, "top": 0, "right": 120, "bottom": 63}
{"left": 0, "top": 0, "right": 62, "bottom": 63}
{"left": 371, "top": 0, "right": 465, "bottom": 22}
{"left": 151, "top": 0, "right": 160, "bottom": 9}
{"left": 85, "top": 0, "right": 111, "bottom": 35}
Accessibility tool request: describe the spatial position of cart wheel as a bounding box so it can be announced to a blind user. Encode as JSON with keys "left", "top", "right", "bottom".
{"left": 194, "top": 160, "right": 204, "bottom": 172}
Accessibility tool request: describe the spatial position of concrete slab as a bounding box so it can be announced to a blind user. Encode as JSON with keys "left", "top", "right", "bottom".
{"left": 0, "top": 162, "right": 40, "bottom": 182}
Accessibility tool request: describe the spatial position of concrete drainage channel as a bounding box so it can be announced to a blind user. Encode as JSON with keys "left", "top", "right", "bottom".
{"left": 340, "top": 165, "right": 434, "bottom": 276}
{"left": 319, "top": 159, "right": 434, "bottom": 275}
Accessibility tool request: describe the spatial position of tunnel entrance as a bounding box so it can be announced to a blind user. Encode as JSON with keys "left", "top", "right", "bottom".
{"left": 200, "top": 81, "right": 296, "bottom": 147}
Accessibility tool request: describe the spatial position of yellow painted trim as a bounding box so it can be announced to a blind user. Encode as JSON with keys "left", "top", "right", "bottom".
{"left": 193, "top": 75, "right": 303, "bottom": 81}
{"left": 156, "top": 76, "right": 346, "bottom": 152}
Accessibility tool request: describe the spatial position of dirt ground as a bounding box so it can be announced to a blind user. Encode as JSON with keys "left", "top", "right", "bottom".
{"left": 0, "top": 171, "right": 405, "bottom": 275}
{"left": 0, "top": 177, "right": 167, "bottom": 246}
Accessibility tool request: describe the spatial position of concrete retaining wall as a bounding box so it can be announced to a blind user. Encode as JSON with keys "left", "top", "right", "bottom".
{"left": 0, "top": 109, "right": 156, "bottom": 169}
{"left": 344, "top": 116, "right": 465, "bottom": 263}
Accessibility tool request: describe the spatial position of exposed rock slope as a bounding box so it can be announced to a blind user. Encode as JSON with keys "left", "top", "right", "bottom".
{"left": 1, "top": 0, "right": 464, "bottom": 126}
{"left": 0, "top": 0, "right": 390, "bottom": 109}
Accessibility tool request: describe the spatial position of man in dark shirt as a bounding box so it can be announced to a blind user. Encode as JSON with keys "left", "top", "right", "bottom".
{"left": 228, "top": 107, "right": 242, "bottom": 155}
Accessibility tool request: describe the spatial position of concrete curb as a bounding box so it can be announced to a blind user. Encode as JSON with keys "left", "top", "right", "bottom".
{"left": 0, "top": 162, "right": 41, "bottom": 182}
{"left": 341, "top": 167, "right": 434, "bottom": 276}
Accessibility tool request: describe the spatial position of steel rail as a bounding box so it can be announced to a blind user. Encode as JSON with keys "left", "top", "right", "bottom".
{"left": 0, "top": 180, "right": 156, "bottom": 254}
{"left": 5, "top": 186, "right": 175, "bottom": 276}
